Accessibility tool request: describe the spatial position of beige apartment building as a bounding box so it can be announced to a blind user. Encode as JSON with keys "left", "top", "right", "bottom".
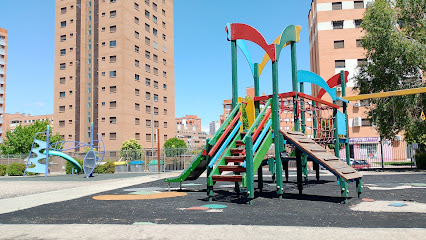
{"left": 4, "top": 113, "right": 54, "bottom": 132}
{"left": 54, "top": 0, "right": 175, "bottom": 151}
{"left": 175, "top": 115, "right": 209, "bottom": 149}
{"left": 308, "top": 0, "right": 408, "bottom": 162}
{"left": 0, "top": 28, "right": 7, "bottom": 143}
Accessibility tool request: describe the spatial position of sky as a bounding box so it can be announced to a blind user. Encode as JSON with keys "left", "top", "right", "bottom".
{"left": 0, "top": 0, "right": 313, "bottom": 133}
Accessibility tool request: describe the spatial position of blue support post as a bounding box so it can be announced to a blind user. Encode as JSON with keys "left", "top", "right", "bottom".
{"left": 45, "top": 125, "right": 50, "bottom": 177}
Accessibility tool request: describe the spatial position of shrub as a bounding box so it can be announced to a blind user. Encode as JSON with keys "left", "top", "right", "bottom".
{"left": 65, "top": 158, "right": 84, "bottom": 174}
{"left": 415, "top": 151, "right": 426, "bottom": 170}
{"left": 93, "top": 161, "right": 115, "bottom": 174}
{"left": 6, "top": 163, "right": 26, "bottom": 176}
{"left": 0, "top": 164, "right": 6, "bottom": 176}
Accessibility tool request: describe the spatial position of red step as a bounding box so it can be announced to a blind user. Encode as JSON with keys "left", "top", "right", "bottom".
{"left": 219, "top": 165, "right": 246, "bottom": 173}
{"left": 212, "top": 175, "right": 243, "bottom": 182}
{"left": 235, "top": 140, "right": 245, "bottom": 146}
{"left": 230, "top": 148, "right": 244, "bottom": 155}
{"left": 225, "top": 156, "right": 246, "bottom": 163}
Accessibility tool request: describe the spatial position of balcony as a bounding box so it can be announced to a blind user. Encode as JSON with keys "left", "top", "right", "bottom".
{"left": 0, "top": 118, "right": 3, "bottom": 124}
{"left": 0, "top": 76, "right": 4, "bottom": 84}
{"left": 0, "top": 88, "right": 4, "bottom": 94}
{"left": 0, "top": 68, "right": 4, "bottom": 74}
{"left": 0, "top": 38, "right": 5, "bottom": 45}
{"left": 0, "top": 48, "right": 4, "bottom": 55}
{"left": 0, "top": 58, "right": 4, "bottom": 65}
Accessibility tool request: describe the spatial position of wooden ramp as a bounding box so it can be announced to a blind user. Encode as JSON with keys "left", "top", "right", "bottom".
{"left": 281, "top": 131, "right": 362, "bottom": 181}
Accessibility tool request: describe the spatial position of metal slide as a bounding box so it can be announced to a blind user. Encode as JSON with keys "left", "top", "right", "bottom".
{"left": 49, "top": 150, "right": 82, "bottom": 172}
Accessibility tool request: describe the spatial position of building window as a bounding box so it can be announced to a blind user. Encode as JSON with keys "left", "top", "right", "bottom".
{"left": 357, "top": 59, "right": 367, "bottom": 66}
{"left": 146, "top": 92, "right": 151, "bottom": 100}
{"left": 60, "top": 92, "right": 66, "bottom": 98}
{"left": 162, "top": 59, "right": 167, "bottom": 66}
{"left": 153, "top": 28, "right": 158, "bottom": 36}
{"left": 135, "top": 103, "right": 140, "bottom": 110}
{"left": 135, "top": 133, "right": 140, "bottom": 140}
{"left": 154, "top": 121, "right": 159, "bottom": 128}
{"left": 153, "top": 41, "right": 158, "bottom": 49}
{"left": 146, "top": 119, "right": 151, "bottom": 127}
{"left": 110, "top": 40, "right": 116, "bottom": 47}
{"left": 145, "top": 50, "right": 150, "bottom": 59}
{"left": 162, "top": 46, "right": 167, "bottom": 52}
{"left": 145, "top": 10, "right": 150, "bottom": 19}
{"left": 110, "top": 0, "right": 116, "bottom": 2}
{"left": 164, "top": 134, "right": 168, "bottom": 141}
{"left": 333, "top": 21, "right": 344, "bottom": 29}
{"left": 134, "top": 2, "right": 139, "bottom": 10}
{"left": 163, "top": 83, "right": 167, "bottom": 90}
{"left": 135, "top": 45, "right": 139, "bottom": 53}
{"left": 162, "top": 21, "right": 166, "bottom": 28}
{"left": 145, "top": 0, "right": 150, "bottom": 5}
{"left": 60, "top": 63, "right": 66, "bottom": 70}
{"left": 332, "top": 2, "right": 342, "bottom": 10}
{"left": 334, "top": 40, "right": 344, "bottom": 49}
{"left": 163, "top": 96, "right": 167, "bottom": 103}
{"left": 59, "top": 106, "right": 65, "bottom": 112}
{"left": 145, "top": 64, "right": 151, "bottom": 72}
{"left": 335, "top": 60, "right": 345, "bottom": 68}
{"left": 135, "top": 74, "right": 140, "bottom": 81}
{"left": 60, "top": 35, "right": 66, "bottom": 42}
{"left": 110, "top": 132, "right": 117, "bottom": 140}
{"left": 154, "top": 107, "right": 158, "bottom": 115}
{"left": 145, "top": 37, "right": 150, "bottom": 45}
{"left": 61, "top": 7, "right": 67, "bottom": 14}
{"left": 135, "top": 89, "right": 140, "bottom": 96}
{"left": 110, "top": 25, "right": 116, "bottom": 33}
{"left": 153, "top": 54, "right": 158, "bottom": 62}
{"left": 110, "top": 71, "right": 117, "bottom": 77}
{"left": 154, "top": 94, "right": 158, "bottom": 102}
{"left": 164, "top": 109, "right": 167, "bottom": 115}
{"left": 154, "top": 81, "right": 158, "bottom": 88}
{"left": 135, "top": 31, "right": 139, "bottom": 38}
{"left": 356, "top": 39, "right": 362, "bottom": 47}
{"left": 59, "top": 120, "right": 65, "bottom": 127}
{"left": 153, "top": 2, "right": 157, "bottom": 11}
{"left": 135, "top": 59, "right": 140, "bottom": 67}
{"left": 134, "top": 17, "right": 139, "bottom": 24}
{"left": 163, "top": 71, "right": 167, "bottom": 78}
{"left": 153, "top": 15, "right": 157, "bottom": 24}
{"left": 146, "top": 134, "right": 152, "bottom": 142}
{"left": 164, "top": 122, "right": 167, "bottom": 128}
{"left": 110, "top": 117, "right": 117, "bottom": 124}
{"left": 354, "top": 1, "right": 364, "bottom": 9}
{"left": 355, "top": 19, "right": 363, "bottom": 28}
{"left": 110, "top": 10, "right": 116, "bottom": 18}
{"left": 61, "top": 21, "right": 66, "bottom": 28}
{"left": 135, "top": 118, "right": 140, "bottom": 125}
{"left": 110, "top": 55, "right": 117, "bottom": 63}
{"left": 110, "top": 86, "right": 117, "bottom": 93}
{"left": 60, "top": 77, "right": 66, "bottom": 84}
{"left": 153, "top": 68, "right": 158, "bottom": 76}
{"left": 145, "top": 23, "right": 150, "bottom": 32}
{"left": 162, "top": 9, "right": 166, "bottom": 16}
{"left": 146, "top": 105, "right": 151, "bottom": 114}
{"left": 60, "top": 49, "right": 66, "bottom": 55}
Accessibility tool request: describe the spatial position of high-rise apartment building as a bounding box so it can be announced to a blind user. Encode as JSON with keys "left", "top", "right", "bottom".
{"left": 0, "top": 28, "right": 7, "bottom": 143}
{"left": 209, "top": 120, "right": 219, "bottom": 135}
{"left": 308, "top": 0, "right": 408, "bottom": 161}
{"left": 54, "top": 0, "right": 175, "bottom": 151}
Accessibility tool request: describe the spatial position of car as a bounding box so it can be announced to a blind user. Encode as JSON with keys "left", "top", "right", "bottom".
{"left": 351, "top": 160, "right": 370, "bottom": 169}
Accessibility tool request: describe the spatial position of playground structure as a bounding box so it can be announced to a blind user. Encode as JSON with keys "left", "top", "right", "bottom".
{"left": 165, "top": 23, "right": 362, "bottom": 204}
{"left": 24, "top": 122, "right": 105, "bottom": 177}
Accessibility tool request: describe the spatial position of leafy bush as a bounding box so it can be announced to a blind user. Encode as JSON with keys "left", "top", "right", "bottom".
{"left": 65, "top": 158, "right": 84, "bottom": 174}
{"left": 415, "top": 151, "right": 426, "bottom": 170}
{"left": 120, "top": 139, "right": 143, "bottom": 161}
{"left": 93, "top": 161, "right": 115, "bottom": 174}
{"left": 6, "top": 163, "right": 26, "bottom": 176}
{"left": 0, "top": 164, "right": 6, "bottom": 176}
{"left": 164, "top": 138, "right": 187, "bottom": 157}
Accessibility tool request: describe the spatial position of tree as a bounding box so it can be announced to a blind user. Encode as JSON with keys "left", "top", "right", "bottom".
{"left": 120, "top": 139, "right": 143, "bottom": 161}
{"left": 0, "top": 119, "right": 63, "bottom": 155}
{"left": 353, "top": 0, "right": 426, "bottom": 151}
{"left": 163, "top": 137, "right": 187, "bottom": 157}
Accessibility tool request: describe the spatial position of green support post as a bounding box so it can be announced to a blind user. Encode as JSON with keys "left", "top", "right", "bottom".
{"left": 231, "top": 40, "right": 238, "bottom": 109}
{"left": 340, "top": 178, "right": 348, "bottom": 204}
{"left": 299, "top": 82, "right": 308, "bottom": 181}
{"left": 291, "top": 42, "right": 299, "bottom": 131}
{"left": 205, "top": 140, "right": 214, "bottom": 202}
{"left": 333, "top": 100, "right": 340, "bottom": 159}
{"left": 312, "top": 101, "right": 320, "bottom": 180}
{"left": 272, "top": 60, "right": 283, "bottom": 199}
{"left": 356, "top": 179, "right": 363, "bottom": 198}
{"left": 340, "top": 70, "right": 351, "bottom": 165}
{"left": 246, "top": 136, "right": 254, "bottom": 205}
{"left": 254, "top": 63, "right": 260, "bottom": 118}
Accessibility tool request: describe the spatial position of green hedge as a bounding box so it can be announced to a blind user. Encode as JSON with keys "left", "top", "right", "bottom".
{"left": 65, "top": 158, "right": 84, "bottom": 174}
{"left": 415, "top": 152, "right": 426, "bottom": 169}
{"left": 0, "top": 164, "right": 6, "bottom": 176}
{"left": 6, "top": 163, "right": 26, "bottom": 176}
{"left": 66, "top": 159, "right": 115, "bottom": 174}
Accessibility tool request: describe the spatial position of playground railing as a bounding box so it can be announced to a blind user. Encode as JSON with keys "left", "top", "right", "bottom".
{"left": 242, "top": 98, "right": 272, "bottom": 144}
{"left": 208, "top": 102, "right": 241, "bottom": 146}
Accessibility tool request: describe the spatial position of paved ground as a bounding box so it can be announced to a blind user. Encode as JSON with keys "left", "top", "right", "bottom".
{"left": 0, "top": 170, "right": 424, "bottom": 239}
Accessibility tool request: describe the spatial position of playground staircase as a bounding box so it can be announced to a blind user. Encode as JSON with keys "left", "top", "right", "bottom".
{"left": 211, "top": 140, "right": 248, "bottom": 183}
